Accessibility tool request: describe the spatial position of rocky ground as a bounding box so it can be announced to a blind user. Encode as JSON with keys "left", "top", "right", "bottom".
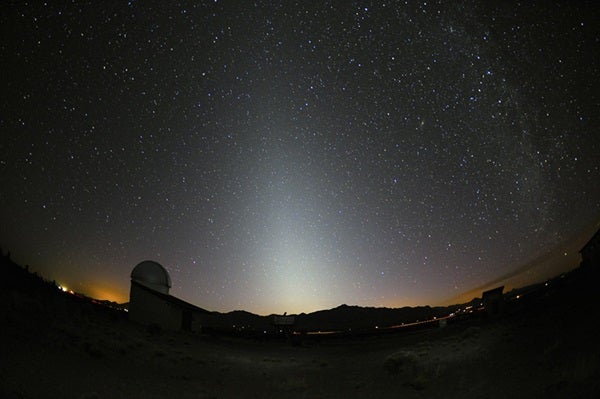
{"left": 1, "top": 264, "right": 599, "bottom": 399}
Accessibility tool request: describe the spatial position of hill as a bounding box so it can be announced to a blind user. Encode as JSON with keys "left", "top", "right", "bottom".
{"left": 2, "top": 253, "right": 600, "bottom": 398}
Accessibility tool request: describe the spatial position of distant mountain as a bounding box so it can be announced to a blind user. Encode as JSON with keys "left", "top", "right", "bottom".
{"left": 207, "top": 309, "right": 270, "bottom": 330}
{"left": 5, "top": 249, "right": 598, "bottom": 338}
{"left": 204, "top": 303, "right": 459, "bottom": 333}
{"left": 0, "top": 253, "right": 459, "bottom": 333}
{"left": 294, "top": 303, "right": 457, "bottom": 331}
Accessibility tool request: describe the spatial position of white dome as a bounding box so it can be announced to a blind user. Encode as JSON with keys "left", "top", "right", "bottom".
{"left": 131, "top": 260, "right": 171, "bottom": 294}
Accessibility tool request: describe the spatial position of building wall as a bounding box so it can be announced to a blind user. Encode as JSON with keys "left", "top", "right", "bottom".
{"left": 190, "top": 313, "right": 205, "bottom": 332}
{"left": 129, "top": 283, "right": 183, "bottom": 330}
{"left": 582, "top": 233, "right": 600, "bottom": 267}
{"left": 482, "top": 287, "right": 504, "bottom": 316}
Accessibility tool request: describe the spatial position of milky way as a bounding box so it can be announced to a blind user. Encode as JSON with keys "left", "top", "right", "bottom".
{"left": 1, "top": 1, "right": 598, "bottom": 314}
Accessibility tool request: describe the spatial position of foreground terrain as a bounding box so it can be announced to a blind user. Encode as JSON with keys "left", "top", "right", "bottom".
{"left": 1, "top": 261, "right": 599, "bottom": 398}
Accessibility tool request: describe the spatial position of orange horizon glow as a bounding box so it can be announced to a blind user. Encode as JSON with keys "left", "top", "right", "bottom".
{"left": 52, "top": 223, "right": 594, "bottom": 313}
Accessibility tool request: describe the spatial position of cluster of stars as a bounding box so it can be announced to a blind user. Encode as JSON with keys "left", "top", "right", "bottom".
{"left": 1, "top": 1, "right": 598, "bottom": 314}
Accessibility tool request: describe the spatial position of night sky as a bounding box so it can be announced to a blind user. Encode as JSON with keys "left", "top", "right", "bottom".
{"left": 1, "top": 1, "right": 598, "bottom": 315}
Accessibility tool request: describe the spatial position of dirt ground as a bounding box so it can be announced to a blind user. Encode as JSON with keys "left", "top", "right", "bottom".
{"left": 2, "top": 269, "right": 600, "bottom": 399}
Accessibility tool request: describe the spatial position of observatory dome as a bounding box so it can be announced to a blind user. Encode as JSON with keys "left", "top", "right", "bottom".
{"left": 131, "top": 260, "right": 171, "bottom": 294}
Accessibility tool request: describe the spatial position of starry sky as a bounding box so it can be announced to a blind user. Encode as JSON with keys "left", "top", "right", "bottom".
{"left": 1, "top": 1, "right": 599, "bottom": 315}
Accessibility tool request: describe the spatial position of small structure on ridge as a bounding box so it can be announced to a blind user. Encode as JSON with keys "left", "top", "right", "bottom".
{"left": 482, "top": 286, "right": 504, "bottom": 316}
{"left": 580, "top": 228, "right": 600, "bottom": 268}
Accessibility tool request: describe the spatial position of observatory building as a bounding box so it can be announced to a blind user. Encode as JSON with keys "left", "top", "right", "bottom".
{"left": 129, "top": 260, "right": 209, "bottom": 331}
{"left": 131, "top": 260, "right": 172, "bottom": 294}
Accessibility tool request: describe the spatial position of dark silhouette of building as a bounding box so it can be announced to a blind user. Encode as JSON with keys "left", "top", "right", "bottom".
{"left": 129, "top": 260, "right": 209, "bottom": 331}
{"left": 482, "top": 286, "right": 504, "bottom": 316}
{"left": 273, "top": 314, "right": 295, "bottom": 336}
{"left": 580, "top": 228, "right": 600, "bottom": 268}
